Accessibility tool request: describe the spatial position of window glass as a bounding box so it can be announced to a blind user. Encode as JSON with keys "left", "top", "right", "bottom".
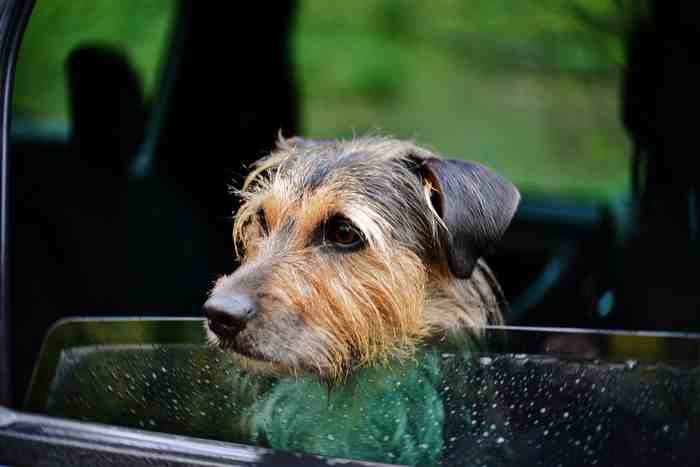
{"left": 30, "top": 320, "right": 700, "bottom": 467}
{"left": 12, "top": 0, "right": 175, "bottom": 125}
{"left": 43, "top": 342, "right": 700, "bottom": 466}
{"left": 295, "top": 1, "right": 638, "bottom": 199}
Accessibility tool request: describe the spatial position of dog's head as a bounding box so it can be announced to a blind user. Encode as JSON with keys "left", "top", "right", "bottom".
{"left": 204, "top": 136, "right": 519, "bottom": 382}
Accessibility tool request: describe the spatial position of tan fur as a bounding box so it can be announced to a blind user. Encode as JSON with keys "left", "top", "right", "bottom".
{"left": 207, "top": 136, "right": 506, "bottom": 384}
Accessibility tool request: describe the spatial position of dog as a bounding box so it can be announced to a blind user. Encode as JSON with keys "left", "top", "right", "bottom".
{"left": 203, "top": 135, "right": 519, "bottom": 464}
{"left": 204, "top": 135, "right": 518, "bottom": 382}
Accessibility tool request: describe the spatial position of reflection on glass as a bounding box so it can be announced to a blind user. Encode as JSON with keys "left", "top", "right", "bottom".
{"left": 30, "top": 320, "right": 700, "bottom": 466}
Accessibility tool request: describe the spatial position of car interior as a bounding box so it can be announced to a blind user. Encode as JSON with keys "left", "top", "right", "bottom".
{"left": 1, "top": 1, "right": 699, "bottom": 466}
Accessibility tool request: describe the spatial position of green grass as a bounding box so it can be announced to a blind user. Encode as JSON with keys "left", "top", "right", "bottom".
{"left": 12, "top": 0, "right": 634, "bottom": 199}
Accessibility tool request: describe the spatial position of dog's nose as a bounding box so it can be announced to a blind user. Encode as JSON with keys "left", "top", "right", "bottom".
{"left": 204, "top": 293, "right": 256, "bottom": 337}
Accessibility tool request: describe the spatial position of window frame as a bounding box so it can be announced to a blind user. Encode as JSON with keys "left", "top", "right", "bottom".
{"left": 0, "top": 0, "right": 34, "bottom": 409}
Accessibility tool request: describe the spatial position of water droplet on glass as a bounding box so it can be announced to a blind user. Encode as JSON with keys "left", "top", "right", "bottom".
{"left": 496, "top": 437, "right": 505, "bottom": 444}
{"left": 479, "top": 356, "right": 493, "bottom": 366}
{"left": 563, "top": 412, "right": 570, "bottom": 418}
{"left": 326, "top": 434, "right": 335, "bottom": 441}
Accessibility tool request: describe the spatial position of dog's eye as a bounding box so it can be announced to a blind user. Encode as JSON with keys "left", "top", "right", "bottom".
{"left": 257, "top": 209, "right": 268, "bottom": 236}
{"left": 326, "top": 217, "right": 363, "bottom": 248}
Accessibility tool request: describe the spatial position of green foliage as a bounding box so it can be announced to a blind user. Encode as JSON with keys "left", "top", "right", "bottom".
{"left": 295, "top": 0, "right": 637, "bottom": 199}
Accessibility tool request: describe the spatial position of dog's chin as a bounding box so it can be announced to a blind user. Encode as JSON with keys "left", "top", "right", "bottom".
{"left": 204, "top": 324, "right": 303, "bottom": 377}
{"left": 227, "top": 352, "right": 295, "bottom": 377}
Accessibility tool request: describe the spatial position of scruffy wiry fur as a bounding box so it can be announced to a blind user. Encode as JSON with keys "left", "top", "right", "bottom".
{"left": 205, "top": 136, "right": 516, "bottom": 385}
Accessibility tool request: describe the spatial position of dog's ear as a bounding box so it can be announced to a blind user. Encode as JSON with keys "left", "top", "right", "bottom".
{"left": 412, "top": 157, "right": 520, "bottom": 279}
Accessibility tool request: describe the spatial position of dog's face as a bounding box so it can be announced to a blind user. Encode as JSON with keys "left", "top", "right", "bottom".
{"left": 205, "top": 137, "right": 519, "bottom": 383}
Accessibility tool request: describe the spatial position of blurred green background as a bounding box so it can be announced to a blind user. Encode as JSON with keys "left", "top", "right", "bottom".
{"left": 13, "top": 0, "right": 636, "bottom": 199}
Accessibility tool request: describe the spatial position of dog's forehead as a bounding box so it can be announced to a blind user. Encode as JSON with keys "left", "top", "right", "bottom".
{"left": 273, "top": 143, "right": 420, "bottom": 201}
{"left": 268, "top": 151, "right": 395, "bottom": 226}
{"left": 252, "top": 143, "right": 435, "bottom": 251}
{"left": 287, "top": 147, "right": 386, "bottom": 188}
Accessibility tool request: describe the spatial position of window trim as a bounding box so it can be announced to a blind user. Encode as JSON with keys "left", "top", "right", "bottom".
{"left": 0, "top": 0, "right": 36, "bottom": 408}
{"left": 0, "top": 406, "right": 398, "bottom": 467}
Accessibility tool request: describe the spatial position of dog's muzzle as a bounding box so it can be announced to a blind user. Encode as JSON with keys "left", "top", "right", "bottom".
{"left": 204, "top": 293, "right": 257, "bottom": 339}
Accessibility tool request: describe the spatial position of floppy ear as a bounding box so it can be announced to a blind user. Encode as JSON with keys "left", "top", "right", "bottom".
{"left": 415, "top": 157, "right": 520, "bottom": 279}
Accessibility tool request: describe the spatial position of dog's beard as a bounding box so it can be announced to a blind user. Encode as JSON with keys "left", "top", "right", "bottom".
{"left": 203, "top": 320, "right": 310, "bottom": 378}
{"left": 202, "top": 247, "right": 431, "bottom": 384}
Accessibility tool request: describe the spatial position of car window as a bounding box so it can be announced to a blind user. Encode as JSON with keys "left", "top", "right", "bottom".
{"left": 28, "top": 320, "right": 700, "bottom": 467}
{"left": 295, "top": 1, "right": 638, "bottom": 199}
{"left": 6, "top": 2, "right": 698, "bottom": 466}
{"left": 11, "top": 0, "right": 176, "bottom": 132}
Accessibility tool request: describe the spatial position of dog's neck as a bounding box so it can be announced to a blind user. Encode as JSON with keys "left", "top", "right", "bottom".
{"left": 423, "top": 259, "right": 505, "bottom": 339}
